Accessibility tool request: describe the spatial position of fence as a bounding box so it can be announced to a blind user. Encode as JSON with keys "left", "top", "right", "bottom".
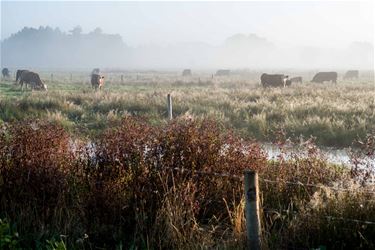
{"left": 167, "top": 164, "right": 375, "bottom": 250}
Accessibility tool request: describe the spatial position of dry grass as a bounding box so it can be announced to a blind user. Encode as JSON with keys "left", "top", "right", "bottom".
{"left": 0, "top": 71, "right": 374, "bottom": 248}
{"left": 0, "top": 118, "right": 374, "bottom": 249}
{"left": 1, "top": 72, "right": 374, "bottom": 147}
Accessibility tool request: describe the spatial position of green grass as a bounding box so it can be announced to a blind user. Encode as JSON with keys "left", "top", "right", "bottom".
{"left": 1, "top": 72, "right": 374, "bottom": 147}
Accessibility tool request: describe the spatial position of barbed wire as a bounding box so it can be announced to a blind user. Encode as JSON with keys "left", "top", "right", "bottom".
{"left": 259, "top": 177, "right": 375, "bottom": 195}
{"left": 167, "top": 167, "right": 375, "bottom": 195}
{"left": 264, "top": 209, "right": 375, "bottom": 226}
{"left": 168, "top": 167, "right": 243, "bottom": 180}
{"left": 325, "top": 216, "right": 375, "bottom": 225}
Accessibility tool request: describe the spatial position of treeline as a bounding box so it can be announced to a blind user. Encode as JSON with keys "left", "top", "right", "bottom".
{"left": 1, "top": 26, "right": 373, "bottom": 69}
{"left": 1, "top": 26, "right": 128, "bottom": 68}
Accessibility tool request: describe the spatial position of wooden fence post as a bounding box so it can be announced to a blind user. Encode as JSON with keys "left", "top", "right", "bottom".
{"left": 244, "top": 170, "right": 261, "bottom": 250}
{"left": 121, "top": 74, "right": 124, "bottom": 83}
{"left": 167, "top": 94, "right": 173, "bottom": 120}
{"left": 70, "top": 73, "right": 73, "bottom": 82}
{"left": 51, "top": 73, "right": 54, "bottom": 83}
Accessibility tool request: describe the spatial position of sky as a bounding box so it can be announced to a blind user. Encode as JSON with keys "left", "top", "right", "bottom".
{"left": 1, "top": 1, "right": 374, "bottom": 48}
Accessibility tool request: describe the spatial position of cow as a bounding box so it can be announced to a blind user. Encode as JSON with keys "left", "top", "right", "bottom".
{"left": 91, "top": 68, "right": 100, "bottom": 75}
{"left": 343, "top": 70, "right": 359, "bottom": 80}
{"left": 311, "top": 72, "right": 337, "bottom": 83}
{"left": 261, "top": 73, "right": 291, "bottom": 88}
{"left": 182, "top": 69, "right": 192, "bottom": 76}
{"left": 19, "top": 71, "right": 47, "bottom": 91}
{"left": 215, "top": 69, "right": 230, "bottom": 76}
{"left": 290, "top": 76, "right": 302, "bottom": 84}
{"left": 91, "top": 74, "right": 104, "bottom": 90}
{"left": 2, "top": 68, "right": 10, "bottom": 78}
{"left": 16, "top": 69, "right": 28, "bottom": 83}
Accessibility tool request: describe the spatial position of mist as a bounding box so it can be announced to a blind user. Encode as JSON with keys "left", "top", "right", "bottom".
{"left": 1, "top": 1, "right": 374, "bottom": 70}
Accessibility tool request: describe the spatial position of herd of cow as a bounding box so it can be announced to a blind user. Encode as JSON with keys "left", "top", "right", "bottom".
{"left": 260, "top": 70, "right": 358, "bottom": 87}
{"left": 1, "top": 68, "right": 105, "bottom": 91}
{"left": 1, "top": 67, "right": 359, "bottom": 91}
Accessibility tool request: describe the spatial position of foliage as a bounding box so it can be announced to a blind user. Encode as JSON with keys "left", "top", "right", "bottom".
{"left": 0, "top": 219, "right": 19, "bottom": 250}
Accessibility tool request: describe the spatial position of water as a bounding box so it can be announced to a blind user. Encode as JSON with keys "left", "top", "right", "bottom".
{"left": 263, "top": 143, "right": 375, "bottom": 168}
{"left": 71, "top": 140, "right": 374, "bottom": 170}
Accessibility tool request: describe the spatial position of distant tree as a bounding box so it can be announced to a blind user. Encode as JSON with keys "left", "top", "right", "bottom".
{"left": 91, "top": 27, "right": 103, "bottom": 35}
{"left": 1, "top": 25, "right": 128, "bottom": 68}
{"left": 69, "top": 26, "right": 82, "bottom": 36}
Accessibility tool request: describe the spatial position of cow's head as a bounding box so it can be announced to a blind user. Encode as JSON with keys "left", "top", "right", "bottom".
{"left": 99, "top": 76, "right": 105, "bottom": 89}
{"left": 282, "top": 76, "right": 290, "bottom": 87}
{"left": 40, "top": 81, "right": 47, "bottom": 91}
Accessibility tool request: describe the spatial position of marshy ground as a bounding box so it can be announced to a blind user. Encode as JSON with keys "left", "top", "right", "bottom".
{"left": 0, "top": 70, "right": 374, "bottom": 249}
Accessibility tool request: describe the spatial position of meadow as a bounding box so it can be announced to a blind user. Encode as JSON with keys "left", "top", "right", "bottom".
{"left": 1, "top": 70, "right": 374, "bottom": 147}
{"left": 0, "top": 70, "right": 374, "bottom": 249}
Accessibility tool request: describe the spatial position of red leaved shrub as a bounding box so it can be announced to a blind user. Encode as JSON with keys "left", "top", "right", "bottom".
{"left": 0, "top": 120, "right": 77, "bottom": 244}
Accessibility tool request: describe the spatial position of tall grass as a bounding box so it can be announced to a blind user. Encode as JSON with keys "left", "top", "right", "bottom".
{"left": 1, "top": 77, "right": 374, "bottom": 147}
{"left": 0, "top": 118, "right": 374, "bottom": 249}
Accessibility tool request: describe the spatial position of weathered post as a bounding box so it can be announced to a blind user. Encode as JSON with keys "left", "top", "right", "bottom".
{"left": 51, "top": 73, "right": 54, "bottom": 83}
{"left": 167, "top": 94, "right": 173, "bottom": 120}
{"left": 70, "top": 73, "right": 73, "bottom": 82}
{"left": 244, "top": 170, "right": 261, "bottom": 250}
{"left": 121, "top": 74, "right": 124, "bottom": 83}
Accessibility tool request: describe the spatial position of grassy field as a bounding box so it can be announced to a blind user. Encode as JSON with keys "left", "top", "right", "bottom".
{"left": 0, "top": 70, "right": 374, "bottom": 249}
{"left": 1, "top": 70, "right": 374, "bottom": 147}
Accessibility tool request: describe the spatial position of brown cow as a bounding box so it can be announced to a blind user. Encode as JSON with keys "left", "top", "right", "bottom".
{"left": 215, "top": 69, "right": 230, "bottom": 76}
{"left": 2, "top": 68, "right": 10, "bottom": 78}
{"left": 311, "top": 72, "right": 337, "bottom": 83}
{"left": 19, "top": 71, "right": 47, "bottom": 90}
{"left": 91, "top": 74, "right": 104, "bottom": 90}
{"left": 261, "top": 73, "right": 291, "bottom": 87}
{"left": 16, "top": 69, "right": 27, "bottom": 83}
{"left": 91, "top": 68, "right": 100, "bottom": 75}
{"left": 182, "top": 69, "right": 192, "bottom": 76}
{"left": 290, "top": 76, "right": 302, "bottom": 84}
{"left": 343, "top": 70, "right": 359, "bottom": 80}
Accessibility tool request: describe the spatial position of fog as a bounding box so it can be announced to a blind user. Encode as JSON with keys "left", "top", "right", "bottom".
{"left": 1, "top": 1, "right": 374, "bottom": 70}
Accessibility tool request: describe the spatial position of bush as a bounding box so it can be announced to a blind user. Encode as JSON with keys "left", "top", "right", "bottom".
{"left": 1, "top": 118, "right": 374, "bottom": 249}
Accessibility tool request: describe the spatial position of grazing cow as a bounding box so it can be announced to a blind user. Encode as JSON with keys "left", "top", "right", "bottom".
{"left": 290, "top": 76, "right": 302, "bottom": 84}
{"left": 215, "top": 69, "right": 230, "bottom": 76}
{"left": 311, "top": 72, "right": 337, "bottom": 83}
{"left": 19, "top": 71, "right": 47, "bottom": 90}
{"left": 343, "top": 70, "right": 359, "bottom": 80}
{"left": 2, "top": 68, "right": 10, "bottom": 78}
{"left": 261, "top": 73, "right": 291, "bottom": 87}
{"left": 91, "top": 74, "right": 104, "bottom": 90}
{"left": 16, "top": 69, "right": 28, "bottom": 83}
{"left": 182, "top": 69, "right": 192, "bottom": 76}
{"left": 91, "top": 68, "right": 100, "bottom": 75}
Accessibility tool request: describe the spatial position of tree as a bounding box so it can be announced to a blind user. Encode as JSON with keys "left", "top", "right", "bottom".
{"left": 69, "top": 26, "right": 82, "bottom": 36}
{"left": 91, "top": 27, "right": 103, "bottom": 35}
